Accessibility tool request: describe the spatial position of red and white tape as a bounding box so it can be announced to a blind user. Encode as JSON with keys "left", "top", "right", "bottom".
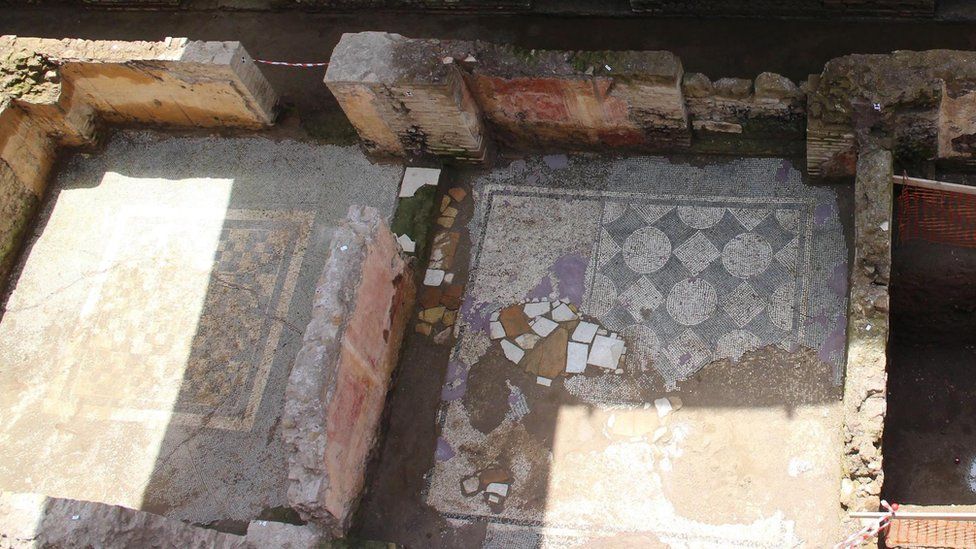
{"left": 835, "top": 500, "right": 899, "bottom": 549}
{"left": 253, "top": 59, "right": 329, "bottom": 68}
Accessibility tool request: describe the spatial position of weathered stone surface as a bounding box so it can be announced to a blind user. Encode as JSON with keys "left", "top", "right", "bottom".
{"left": 244, "top": 520, "right": 322, "bottom": 548}
{"left": 0, "top": 35, "right": 279, "bottom": 297}
{"left": 681, "top": 72, "right": 713, "bottom": 98}
{"left": 713, "top": 77, "right": 752, "bottom": 99}
{"left": 807, "top": 50, "right": 976, "bottom": 176}
{"left": 326, "top": 32, "right": 486, "bottom": 160}
{"left": 754, "top": 72, "right": 801, "bottom": 101}
{"left": 283, "top": 205, "right": 414, "bottom": 537}
{"left": 0, "top": 492, "right": 247, "bottom": 548}
{"left": 841, "top": 147, "right": 892, "bottom": 515}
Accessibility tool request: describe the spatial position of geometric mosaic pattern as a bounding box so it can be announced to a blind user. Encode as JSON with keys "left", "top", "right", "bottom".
{"left": 585, "top": 198, "right": 813, "bottom": 388}
{"left": 43, "top": 208, "right": 312, "bottom": 431}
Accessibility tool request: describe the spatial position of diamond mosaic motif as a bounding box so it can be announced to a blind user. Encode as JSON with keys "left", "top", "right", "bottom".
{"left": 721, "top": 281, "right": 765, "bottom": 328}
{"left": 673, "top": 231, "right": 720, "bottom": 276}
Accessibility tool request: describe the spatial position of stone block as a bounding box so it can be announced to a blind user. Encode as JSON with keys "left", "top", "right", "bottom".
{"left": 713, "top": 77, "right": 752, "bottom": 99}
{"left": 754, "top": 72, "right": 800, "bottom": 101}
{"left": 0, "top": 491, "right": 247, "bottom": 548}
{"left": 840, "top": 147, "right": 892, "bottom": 513}
{"left": 283, "top": 205, "right": 415, "bottom": 537}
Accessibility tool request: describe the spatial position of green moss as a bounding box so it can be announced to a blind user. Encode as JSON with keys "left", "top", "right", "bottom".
{"left": 301, "top": 109, "right": 360, "bottom": 145}
{"left": 390, "top": 184, "right": 437, "bottom": 262}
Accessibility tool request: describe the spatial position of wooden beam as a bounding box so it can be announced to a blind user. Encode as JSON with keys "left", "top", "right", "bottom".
{"left": 894, "top": 175, "right": 976, "bottom": 196}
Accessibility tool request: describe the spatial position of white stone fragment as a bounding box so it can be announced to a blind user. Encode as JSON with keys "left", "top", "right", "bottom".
{"left": 654, "top": 397, "right": 673, "bottom": 418}
{"left": 880, "top": 221, "right": 889, "bottom": 232}
{"left": 464, "top": 55, "right": 477, "bottom": 63}
{"left": 461, "top": 476, "right": 480, "bottom": 494}
{"left": 587, "top": 335, "right": 624, "bottom": 369}
{"left": 515, "top": 333, "right": 540, "bottom": 350}
{"left": 399, "top": 167, "right": 441, "bottom": 197}
{"left": 396, "top": 234, "right": 416, "bottom": 253}
{"left": 572, "top": 321, "right": 599, "bottom": 343}
{"left": 566, "top": 342, "right": 589, "bottom": 374}
{"left": 501, "top": 340, "right": 525, "bottom": 364}
{"left": 444, "top": 273, "right": 454, "bottom": 284}
{"left": 490, "top": 310, "right": 500, "bottom": 321}
{"left": 597, "top": 328, "right": 608, "bottom": 336}
{"left": 424, "top": 269, "right": 445, "bottom": 286}
{"left": 551, "top": 303, "right": 577, "bottom": 321}
{"left": 523, "top": 300, "right": 551, "bottom": 318}
{"left": 489, "top": 321, "right": 505, "bottom": 340}
{"left": 536, "top": 376, "right": 553, "bottom": 387}
{"left": 531, "top": 316, "right": 559, "bottom": 337}
{"left": 485, "top": 482, "right": 509, "bottom": 497}
{"left": 487, "top": 494, "right": 501, "bottom": 503}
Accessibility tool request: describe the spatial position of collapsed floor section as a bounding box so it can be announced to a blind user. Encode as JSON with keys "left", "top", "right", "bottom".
{"left": 357, "top": 155, "right": 853, "bottom": 547}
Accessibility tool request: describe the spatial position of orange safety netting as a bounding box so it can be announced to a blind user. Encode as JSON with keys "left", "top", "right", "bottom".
{"left": 897, "top": 183, "right": 976, "bottom": 248}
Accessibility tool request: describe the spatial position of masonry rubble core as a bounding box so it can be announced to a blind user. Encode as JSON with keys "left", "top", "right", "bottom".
{"left": 3, "top": 25, "right": 976, "bottom": 549}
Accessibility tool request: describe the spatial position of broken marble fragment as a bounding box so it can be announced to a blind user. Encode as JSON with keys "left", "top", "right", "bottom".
{"left": 460, "top": 475, "right": 481, "bottom": 496}
{"left": 523, "top": 300, "right": 550, "bottom": 318}
{"left": 499, "top": 306, "right": 532, "bottom": 338}
{"left": 444, "top": 273, "right": 454, "bottom": 284}
{"left": 536, "top": 377, "right": 552, "bottom": 386}
{"left": 572, "top": 321, "right": 599, "bottom": 343}
{"left": 443, "top": 310, "right": 457, "bottom": 327}
{"left": 566, "top": 341, "right": 588, "bottom": 374}
{"left": 551, "top": 302, "right": 577, "bottom": 321}
{"left": 424, "top": 269, "right": 445, "bottom": 286}
{"left": 485, "top": 483, "right": 509, "bottom": 497}
{"left": 431, "top": 232, "right": 460, "bottom": 270}
{"left": 416, "top": 322, "right": 432, "bottom": 336}
{"left": 515, "top": 333, "right": 540, "bottom": 350}
{"left": 399, "top": 167, "right": 440, "bottom": 197}
{"left": 588, "top": 335, "right": 624, "bottom": 369}
{"left": 396, "top": 233, "right": 416, "bottom": 253}
{"left": 440, "top": 195, "right": 451, "bottom": 213}
{"left": 443, "top": 206, "right": 458, "bottom": 218}
{"left": 489, "top": 321, "right": 505, "bottom": 340}
{"left": 654, "top": 397, "right": 673, "bottom": 418}
{"left": 501, "top": 340, "right": 525, "bottom": 364}
{"left": 530, "top": 316, "right": 558, "bottom": 337}
{"left": 437, "top": 216, "right": 455, "bottom": 228}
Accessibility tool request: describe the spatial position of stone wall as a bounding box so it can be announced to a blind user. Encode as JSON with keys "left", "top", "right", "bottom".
{"left": 682, "top": 71, "right": 806, "bottom": 155}
{"left": 327, "top": 32, "right": 809, "bottom": 161}
{"left": 629, "top": 0, "right": 935, "bottom": 16}
{"left": 325, "top": 32, "right": 487, "bottom": 161}
{"left": 0, "top": 36, "right": 277, "bottom": 295}
{"left": 841, "top": 148, "right": 892, "bottom": 514}
{"left": 807, "top": 50, "right": 976, "bottom": 177}
{"left": 283, "top": 205, "right": 414, "bottom": 538}
{"left": 0, "top": 491, "right": 320, "bottom": 548}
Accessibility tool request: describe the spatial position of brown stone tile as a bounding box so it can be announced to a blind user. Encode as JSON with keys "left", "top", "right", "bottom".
{"left": 419, "top": 306, "right": 446, "bottom": 324}
{"left": 436, "top": 216, "right": 455, "bottom": 228}
{"left": 419, "top": 287, "right": 442, "bottom": 309}
{"left": 415, "top": 322, "right": 432, "bottom": 336}
{"left": 499, "top": 305, "right": 531, "bottom": 338}
{"left": 431, "top": 232, "right": 460, "bottom": 271}
{"left": 440, "top": 195, "right": 451, "bottom": 213}
{"left": 522, "top": 326, "right": 569, "bottom": 379}
{"left": 448, "top": 187, "right": 467, "bottom": 203}
{"left": 443, "top": 310, "right": 457, "bottom": 327}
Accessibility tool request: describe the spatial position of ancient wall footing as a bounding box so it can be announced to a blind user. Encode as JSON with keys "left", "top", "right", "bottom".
{"left": 841, "top": 147, "right": 892, "bottom": 516}
{"left": 283, "top": 205, "right": 414, "bottom": 538}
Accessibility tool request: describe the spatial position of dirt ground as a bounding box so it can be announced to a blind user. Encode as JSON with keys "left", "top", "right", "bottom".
{"left": 885, "top": 194, "right": 976, "bottom": 506}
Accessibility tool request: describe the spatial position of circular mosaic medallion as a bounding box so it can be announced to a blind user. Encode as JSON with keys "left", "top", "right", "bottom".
{"left": 622, "top": 227, "right": 671, "bottom": 274}
{"left": 677, "top": 206, "right": 725, "bottom": 229}
{"left": 716, "top": 330, "right": 761, "bottom": 362}
{"left": 666, "top": 278, "right": 717, "bottom": 326}
{"left": 768, "top": 281, "right": 796, "bottom": 331}
{"left": 722, "top": 232, "right": 773, "bottom": 278}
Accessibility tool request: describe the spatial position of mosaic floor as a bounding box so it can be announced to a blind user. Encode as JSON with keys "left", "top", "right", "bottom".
{"left": 426, "top": 156, "right": 849, "bottom": 547}
{"left": 0, "top": 131, "right": 400, "bottom": 523}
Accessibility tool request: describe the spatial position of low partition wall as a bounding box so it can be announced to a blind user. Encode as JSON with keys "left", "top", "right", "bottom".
{"left": 283, "top": 205, "right": 415, "bottom": 538}
{"left": 325, "top": 32, "right": 806, "bottom": 161}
